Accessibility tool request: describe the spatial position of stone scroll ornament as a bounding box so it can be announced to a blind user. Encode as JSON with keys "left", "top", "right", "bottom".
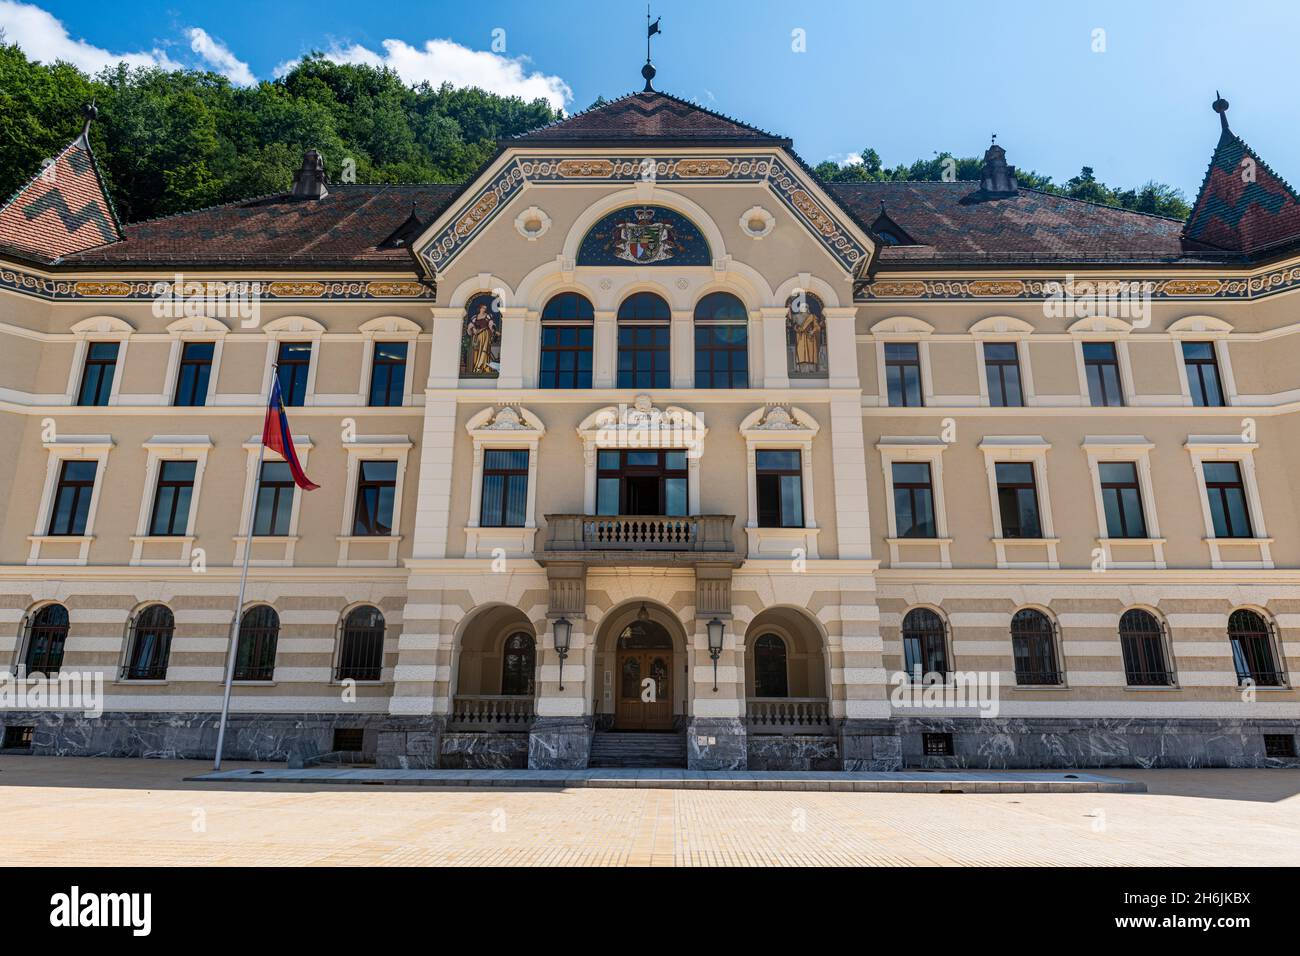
{"left": 786, "top": 292, "right": 828, "bottom": 377}
{"left": 460, "top": 292, "right": 502, "bottom": 378}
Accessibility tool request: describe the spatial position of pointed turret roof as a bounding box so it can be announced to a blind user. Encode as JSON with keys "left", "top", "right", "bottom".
{"left": 0, "top": 106, "right": 123, "bottom": 264}
{"left": 1184, "top": 93, "right": 1300, "bottom": 255}
{"left": 507, "top": 90, "right": 790, "bottom": 147}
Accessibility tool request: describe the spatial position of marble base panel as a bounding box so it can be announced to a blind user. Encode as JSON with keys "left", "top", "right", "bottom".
{"left": 840, "top": 719, "right": 904, "bottom": 771}
{"left": 0, "top": 711, "right": 383, "bottom": 762}
{"left": 527, "top": 716, "right": 593, "bottom": 769}
{"left": 440, "top": 732, "right": 529, "bottom": 769}
{"left": 894, "top": 717, "right": 1300, "bottom": 769}
{"left": 374, "top": 716, "right": 446, "bottom": 769}
{"left": 747, "top": 734, "right": 839, "bottom": 771}
{"left": 687, "top": 717, "right": 747, "bottom": 770}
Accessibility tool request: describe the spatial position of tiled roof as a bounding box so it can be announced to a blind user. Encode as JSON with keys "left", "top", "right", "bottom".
{"left": 508, "top": 91, "right": 789, "bottom": 146}
{"left": 829, "top": 181, "right": 1191, "bottom": 264}
{"left": 0, "top": 133, "right": 122, "bottom": 264}
{"left": 64, "top": 184, "right": 461, "bottom": 268}
{"left": 1183, "top": 123, "right": 1300, "bottom": 255}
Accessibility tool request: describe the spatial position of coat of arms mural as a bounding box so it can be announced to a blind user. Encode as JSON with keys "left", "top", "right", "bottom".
{"left": 786, "top": 292, "right": 828, "bottom": 377}
{"left": 577, "top": 205, "right": 710, "bottom": 266}
{"left": 460, "top": 292, "right": 502, "bottom": 378}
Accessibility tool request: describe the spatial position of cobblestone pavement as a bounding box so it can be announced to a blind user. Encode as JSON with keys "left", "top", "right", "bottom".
{"left": 1, "top": 758, "right": 1296, "bottom": 866}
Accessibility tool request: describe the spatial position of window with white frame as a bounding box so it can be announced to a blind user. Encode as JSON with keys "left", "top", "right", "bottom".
{"left": 739, "top": 405, "right": 818, "bottom": 558}
{"left": 65, "top": 316, "right": 132, "bottom": 407}
{"left": 1185, "top": 435, "right": 1271, "bottom": 569}
{"left": 979, "top": 437, "right": 1057, "bottom": 568}
{"left": 359, "top": 316, "right": 421, "bottom": 407}
{"left": 970, "top": 316, "right": 1037, "bottom": 407}
{"left": 877, "top": 437, "right": 950, "bottom": 568}
{"left": 30, "top": 436, "right": 114, "bottom": 566}
{"left": 338, "top": 436, "right": 412, "bottom": 566}
{"left": 235, "top": 433, "right": 313, "bottom": 567}
{"left": 130, "top": 436, "right": 212, "bottom": 566}
{"left": 261, "top": 317, "right": 324, "bottom": 408}
{"left": 1082, "top": 436, "right": 1164, "bottom": 569}
{"left": 465, "top": 405, "right": 545, "bottom": 558}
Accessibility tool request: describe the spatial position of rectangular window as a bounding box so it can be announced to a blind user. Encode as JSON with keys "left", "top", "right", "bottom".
{"left": 148, "top": 460, "right": 197, "bottom": 536}
{"left": 480, "top": 449, "right": 529, "bottom": 528}
{"left": 884, "top": 342, "right": 923, "bottom": 407}
{"left": 922, "top": 732, "right": 954, "bottom": 757}
{"left": 596, "top": 449, "right": 687, "bottom": 516}
{"left": 755, "top": 450, "right": 803, "bottom": 528}
{"left": 891, "top": 462, "right": 936, "bottom": 538}
{"left": 1083, "top": 341, "right": 1124, "bottom": 406}
{"left": 48, "top": 460, "right": 98, "bottom": 535}
{"left": 253, "top": 461, "right": 295, "bottom": 536}
{"left": 276, "top": 341, "right": 312, "bottom": 406}
{"left": 617, "top": 324, "right": 671, "bottom": 389}
{"left": 694, "top": 324, "right": 748, "bottom": 389}
{"left": 983, "top": 342, "right": 1023, "bottom": 407}
{"left": 1098, "top": 461, "right": 1147, "bottom": 538}
{"left": 540, "top": 324, "right": 594, "bottom": 389}
{"left": 352, "top": 460, "right": 398, "bottom": 536}
{"left": 173, "top": 341, "right": 214, "bottom": 406}
{"left": 1203, "top": 461, "right": 1253, "bottom": 538}
{"left": 994, "top": 462, "right": 1042, "bottom": 538}
{"left": 77, "top": 342, "right": 119, "bottom": 406}
{"left": 1182, "top": 341, "right": 1225, "bottom": 407}
{"left": 368, "top": 342, "right": 407, "bottom": 407}
{"left": 1264, "top": 734, "right": 1297, "bottom": 758}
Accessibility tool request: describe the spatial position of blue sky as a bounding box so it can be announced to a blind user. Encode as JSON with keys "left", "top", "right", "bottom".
{"left": 4, "top": 0, "right": 1299, "bottom": 196}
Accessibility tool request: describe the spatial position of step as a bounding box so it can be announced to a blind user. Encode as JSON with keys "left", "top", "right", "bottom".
{"left": 589, "top": 732, "right": 687, "bottom": 768}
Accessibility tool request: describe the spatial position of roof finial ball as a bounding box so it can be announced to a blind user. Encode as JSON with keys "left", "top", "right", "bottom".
{"left": 1213, "top": 90, "right": 1231, "bottom": 132}
{"left": 641, "top": 61, "right": 657, "bottom": 93}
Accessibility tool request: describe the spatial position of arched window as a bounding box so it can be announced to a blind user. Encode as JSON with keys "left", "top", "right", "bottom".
{"left": 901, "top": 607, "right": 949, "bottom": 681}
{"left": 1010, "top": 608, "right": 1061, "bottom": 686}
{"left": 617, "top": 292, "right": 671, "bottom": 388}
{"left": 1228, "top": 609, "right": 1285, "bottom": 687}
{"left": 123, "top": 604, "right": 174, "bottom": 680}
{"left": 337, "top": 605, "right": 385, "bottom": 681}
{"left": 234, "top": 605, "right": 279, "bottom": 682}
{"left": 694, "top": 291, "right": 748, "bottom": 388}
{"left": 753, "top": 634, "right": 789, "bottom": 698}
{"left": 539, "top": 292, "right": 593, "bottom": 389}
{"left": 24, "top": 604, "right": 69, "bottom": 676}
{"left": 1118, "top": 609, "right": 1173, "bottom": 686}
{"left": 500, "top": 632, "right": 536, "bottom": 696}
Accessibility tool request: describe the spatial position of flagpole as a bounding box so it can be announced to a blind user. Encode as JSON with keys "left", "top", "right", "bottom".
{"left": 213, "top": 366, "right": 273, "bottom": 771}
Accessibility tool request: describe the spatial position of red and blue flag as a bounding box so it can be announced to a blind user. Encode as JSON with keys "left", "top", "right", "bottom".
{"left": 262, "top": 376, "right": 319, "bottom": 491}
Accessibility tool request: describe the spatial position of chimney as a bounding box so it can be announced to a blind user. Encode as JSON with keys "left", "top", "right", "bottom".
{"left": 291, "top": 149, "right": 329, "bottom": 200}
{"left": 978, "top": 137, "right": 1018, "bottom": 195}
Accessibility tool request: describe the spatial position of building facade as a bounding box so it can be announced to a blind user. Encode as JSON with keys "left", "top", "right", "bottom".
{"left": 0, "top": 87, "right": 1297, "bottom": 769}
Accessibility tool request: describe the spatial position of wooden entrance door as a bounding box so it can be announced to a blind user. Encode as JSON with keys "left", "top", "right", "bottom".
{"left": 613, "top": 620, "right": 673, "bottom": 730}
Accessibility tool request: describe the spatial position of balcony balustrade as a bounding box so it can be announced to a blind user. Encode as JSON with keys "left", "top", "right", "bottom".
{"left": 541, "top": 514, "right": 737, "bottom": 566}
{"left": 745, "top": 697, "right": 833, "bottom": 735}
{"left": 448, "top": 694, "right": 537, "bottom": 732}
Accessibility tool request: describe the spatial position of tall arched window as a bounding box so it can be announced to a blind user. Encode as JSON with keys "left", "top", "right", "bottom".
{"left": 123, "top": 604, "right": 174, "bottom": 680}
{"left": 24, "top": 604, "right": 69, "bottom": 676}
{"left": 539, "top": 292, "right": 594, "bottom": 389}
{"left": 234, "top": 605, "right": 279, "bottom": 682}
{"left": 337, "top": 605, "right": 385, "bottom": 681}
{"left": 694, "top": 291, "right": 748, "bottom": 388}
{"left": 617, "top": 292, "right": 670, "bottom": 388}
{"left": 1118, "top": 609, "right": 1173, "bottom": 686}
{"left": 1010, "top": 608, "right": 1061, "bottom": 686}
{"left": 753, "top": 634, "right": 789, "bottom": 698}
{"left": 901, "top": 607, "right": 949, "bottom": 681}
{"left": 1228, "top": 609, "right": 1285, "bottom": 686}
{"left": 500, "top": 632, "right": 536, "bottom": 696}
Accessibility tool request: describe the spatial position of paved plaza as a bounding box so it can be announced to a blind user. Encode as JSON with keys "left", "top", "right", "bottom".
{"left": 0, "top": 757, "right": 1296, "bottom": 866}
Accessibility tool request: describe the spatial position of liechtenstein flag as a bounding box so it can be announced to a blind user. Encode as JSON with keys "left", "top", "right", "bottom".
{"left": 262, "top": 376, "right": 319, "bottom": 491}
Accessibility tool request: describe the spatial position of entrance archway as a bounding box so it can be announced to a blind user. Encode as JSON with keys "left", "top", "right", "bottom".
{"left": 614, "top": 620, "right": 674, "bottom": 730}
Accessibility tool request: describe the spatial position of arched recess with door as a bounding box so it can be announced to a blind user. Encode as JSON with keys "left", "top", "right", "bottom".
{"left": 591, "top": 599, "right": 690, "bottom": 732}
{"left": 449, "top": 603, "right": 540, "bottom": 731}
{"left": 742, "top": 606, "right": 830, "bottom": 734}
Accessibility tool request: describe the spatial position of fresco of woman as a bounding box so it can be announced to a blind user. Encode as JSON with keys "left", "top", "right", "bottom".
{"left": 461, "top": 295, "right": 500, "bottom": 377}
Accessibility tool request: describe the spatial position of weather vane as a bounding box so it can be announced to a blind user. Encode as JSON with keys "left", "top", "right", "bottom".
{"left": 643, "top": 6, "right": 662, "bottom": 92}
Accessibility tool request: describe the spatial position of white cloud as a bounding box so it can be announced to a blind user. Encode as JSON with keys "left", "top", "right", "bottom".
{"left": 186, "top": 27, "right": 255, "bottom": 86}
{"left": 0, "top": 0, "right": 181, "bottom": 72}
{"left": 276, "top": 38, "right": 572, "bottom": 110}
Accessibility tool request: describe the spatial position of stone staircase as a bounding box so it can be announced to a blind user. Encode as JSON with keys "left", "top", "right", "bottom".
{"left": 589, "top": 732, "right": 687, "bottom": 768}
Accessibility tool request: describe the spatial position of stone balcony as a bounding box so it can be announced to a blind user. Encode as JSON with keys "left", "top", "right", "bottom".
{"left": 539, "top": 514, "right": 740, "bottom": 567}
